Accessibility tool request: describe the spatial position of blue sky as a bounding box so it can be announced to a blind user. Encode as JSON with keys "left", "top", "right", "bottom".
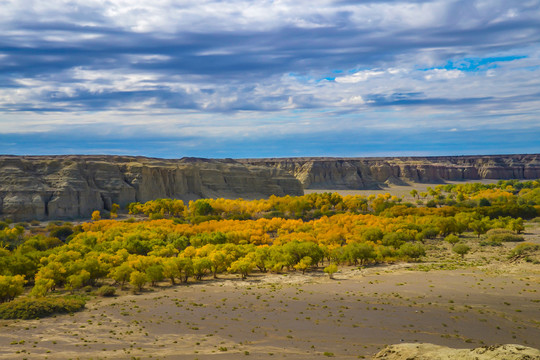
{"left": 0, "top": 0, "right": 539, "bottom": 158}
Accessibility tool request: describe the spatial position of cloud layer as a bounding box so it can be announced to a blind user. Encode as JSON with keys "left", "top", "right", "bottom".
{"left": 1, "top": 0, "right": 539, "bottom": 157}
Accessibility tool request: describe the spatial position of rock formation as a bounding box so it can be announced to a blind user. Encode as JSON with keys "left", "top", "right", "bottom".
{"left": 2, "top": 154, "right": 539, "bottom": 221}
{"left": 0, "top": 156, "right": 303, "bottom": 221}
{"left": 373, "top": 343, "right": 540, "bottom": 360}
{"left": 240, "top": 154, "right": 540, "bottom": 189}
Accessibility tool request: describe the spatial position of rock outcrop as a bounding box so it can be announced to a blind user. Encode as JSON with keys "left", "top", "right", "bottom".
{"left": 240, "top": 154, "right": 540, "bottom": 189}
{"left": 2, "top": 154, "right": 539, "bottom": 220}
{"left": 373, "top": 343, "right": 540, "bottom": 360}
{"left": 0, "top": 156, "right": 303, "bottom": 221}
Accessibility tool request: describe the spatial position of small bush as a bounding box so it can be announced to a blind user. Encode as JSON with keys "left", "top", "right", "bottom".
{"left": 96, "top": 285, "right": 116, "bottom": 297}
{"left": 452, "top": 243, "right": 470, "bottom": 259}
{"left": 479, "top": 239, "right": 503, "bottom": 247}
{"left": 0, "top": 296, "right": 86, "bottom": 319}
{"left": 509, "top": 243, "right": 540, "bottom": 259}
{"left": 445, "top": 234, "right": 460, "bottom": 245}
{"left": 486, "top": 229, "right": 524, "bottom": 243}
{"left": 324, "top": 264, "right": 338, "bottom": 279}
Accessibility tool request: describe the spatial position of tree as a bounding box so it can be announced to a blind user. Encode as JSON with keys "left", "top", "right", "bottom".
{"left": 409, "top": 189, "right": 418, "bottom": 200}
{"left": 324, "top": 264, "right": 338, "bottom": 279}
{"left": 162, "top": 258, "right": 181, "bottom": 285}
{"left": 65, "top": 270, "right": 90, "bottom": 293}
{"left": 294, "top": 256, "right": 312, "bottom": 274}
{"left": 452, "top": 243, "right": 470, "bottom": 259}
{"left": 176, "top": 257, "right": 194, "bottom": 283}
{"left": 0, "top": 275, "right": 26, "bottom": 303}
{"left": 343, "top": 242, "right": 376, "bottom": 266}
{"left": 109, "top": 263, "right": 133, "bottom": 288}
{"left": 110, "top": 203, "right": 120, "bottom": 219}
{"left": 91, "top": 210, "right": 101, "bottom": 221}
{"left": 193, "top": 258, "right": 212, "bottom": 280}
{"left": 145, "top": 264, "right": 164, "bottom": 286}
{"left": 508, "top": 218, "right": 524, "bottom": 234}
{"left": 209, "top": 250, "right": 228, "bottom": 279}
{"left": 130, "top": 271, "right": 147, "bottom": 292}
{"left": 228, "top": 257, "right": 254, "bottom": 279}
{"left": 470, "top": 220, "right": 489, "bottom": 238}
{"left": 31, "top": 278, "right": 54, "bottom": 297}
{"left": 398, "top": 243, "right": 425, "bottom": 260}
{"left": 445, "top": 234, "right": 460, "bottom": 245}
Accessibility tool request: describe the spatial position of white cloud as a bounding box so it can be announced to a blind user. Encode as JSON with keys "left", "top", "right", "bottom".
{"left": 335, "top": 70, "right": 386, "bottom": 83}
{"left": 423, "top": 69, "right": 464, "bottom": 80}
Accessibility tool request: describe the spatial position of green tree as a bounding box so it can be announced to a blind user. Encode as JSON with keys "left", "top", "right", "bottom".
{"left": 324, "top": 264, "right": 338, "bottom": 279}
{"left": 508, "top": 218, "right": 524, "bottom": 234}
{"left": 209, "top": 250, "right": 228, "bottom": 279}
{"left": 470, "top": 220, "right": 489, "bottom": 238}
{"left": 177, "top": 257, "right": 194, "bottom": 283}
{"left": 398, "top": 243, "right": 425, "bottom": 260}
{"left": 129, "top": 271, "right": 147, "bottom": 292}
{"left": 145, "top": 264, "right": 164, "bottom": 286}
{"left": 228, "top": 257, "right": 254, "bottom": 279}
{"left": 294, "top": 256, "right": 312, "bottom": 274}
{"left": 109, "top": 263, "right": 133, "bottom": 288}
{"left": 445, "top": 234, "right": 460, "bottom": 245}
{"left": 162, "top": 258, "right": 181, "bottom": 285}
{"left": 193, "top": 258, "right": 212, "bottom": 280}
{"left": 65, "top": 270, "right": 90, "bottom": 293}
{"left": 452, "top": 243, "right": 471, "bottom": 259}
{"left": 0, "top": 275, "right": 26, "bottom": 303}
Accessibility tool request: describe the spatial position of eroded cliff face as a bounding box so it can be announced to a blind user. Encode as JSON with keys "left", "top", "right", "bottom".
{"left": 0, "top": 156, "right": 303, "bottom": 221}
{"left": 240, "top": 154, "right": 540, "bottom": 189}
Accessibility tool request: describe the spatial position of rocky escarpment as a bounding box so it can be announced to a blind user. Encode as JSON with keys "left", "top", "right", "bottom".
{"left": 240, "top": 154, "right": 540, "bottom": 189}
{"left": 373, "top": 343, "right": 540, "bottom": 360}
{"left": 0, "top": 156, "right": 303, "bottom": 221}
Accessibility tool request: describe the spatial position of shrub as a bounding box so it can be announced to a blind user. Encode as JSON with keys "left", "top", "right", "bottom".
{"left": 96, "top": 285, "right": 116, "bottom": 297}
{"left": 479, "top": 239, "right": 503, "bottom": 247}
{"left": 452, "top": 243, "right": 470, "bottom": 259}
{"left": 444, "top": 234, "right": 460, "bottom": 245}
{"left": 398, "top": 243, "right": 425, "bottom": 260}
{"left": 324, "top": 264, "right": 338, "bottom": 279}
{"left": 485, "top": 229, "right": 524, "bottom": 243}
{"left": 508, "top": 243, "right": 540, "bottom": 260}
{"left": 0, "top": 296, "right": 86, "bottom": 319}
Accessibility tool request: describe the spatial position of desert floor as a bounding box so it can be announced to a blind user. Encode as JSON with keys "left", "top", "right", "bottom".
{"left": 1, "top": 258, "right": 539, "bottom": 359}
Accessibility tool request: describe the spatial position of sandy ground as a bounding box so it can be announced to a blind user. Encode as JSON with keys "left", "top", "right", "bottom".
{"left": 304, "top": 179, "right": 501, "bottom": 202}
{"left": 1, "top": 260, "right": 538, "bottom": 360}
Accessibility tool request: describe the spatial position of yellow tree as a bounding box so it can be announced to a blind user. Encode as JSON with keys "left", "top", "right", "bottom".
{"left": 91, "top": 210, "right": 101, "bottom": 221}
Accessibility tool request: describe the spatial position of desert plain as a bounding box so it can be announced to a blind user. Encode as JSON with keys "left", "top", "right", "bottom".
{"left": 1, "top": 222, "right": 539, "bottom": 359}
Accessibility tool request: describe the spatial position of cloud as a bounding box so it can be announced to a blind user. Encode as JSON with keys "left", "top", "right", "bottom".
{"left": 0, "top": 0, "right": 539, "bottom": 156}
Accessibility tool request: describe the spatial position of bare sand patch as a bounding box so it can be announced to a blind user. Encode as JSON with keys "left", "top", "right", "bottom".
{"left": 304, "top": 179, "right": 501, "bottom": 201}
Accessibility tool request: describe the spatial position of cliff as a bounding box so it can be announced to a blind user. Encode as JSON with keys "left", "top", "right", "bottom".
{"left": 0, "top": 156, "right": 303, "bottom": 221}
{"left": 2, "top": 154, "right": 539, "bottom": 221}
{"left": 240, "top": 154, "right": 540, "bottom": 189}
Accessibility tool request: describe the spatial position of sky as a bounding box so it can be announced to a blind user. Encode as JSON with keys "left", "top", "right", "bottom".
{"left": 0, "top": 0, "right": 539, "bottom": 158}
